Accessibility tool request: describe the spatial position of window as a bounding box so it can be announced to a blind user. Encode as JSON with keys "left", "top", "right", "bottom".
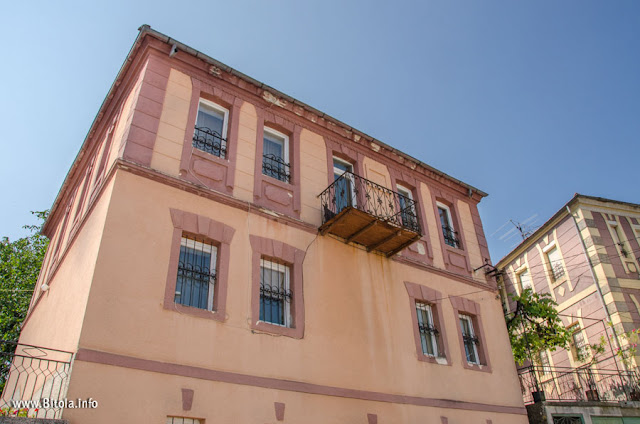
{"left": 166, "top": 418, "right": 202, "bottom": 424}
{"left": 397, "top": 184, "right": 420, "bottom": 232}
{"left": 459, "top": 314, "right": 480, "bottom": 365}
{"left": 569, "top": 324, "right": 588, "bottom": 359}
{"left": 610, "top": 222, "right": 630, "bottom": 258}
{"left": 174, "top": 236, "right": 218, "bottom": 311}
{"left": 545, "top": 245, "right": 565, "bottom": 281}
{"left": 192, "top": 99, "right": 229, "bottom": 158}
{"left": 551, "top": 416, "right": 583, "bottom": 424}
{"left": 539, "top": 350, "right": 551, "bottom": 375}
{"left": 332, "top": 157, "right": 356, "bottom": 214}
{"left": 259, "top": 259, "right": 292, "bottom": 327}
{"left": 437, "top": 203, "right": 460, "bottom": 248}
{"left": 517, "top": 268, "right": 532, "bottom": 292}
{"left": 416, "top": 302, "right": 440, "bottom": 357}
{"left": 262, "top": 127, "right": 290, "bottom": 183}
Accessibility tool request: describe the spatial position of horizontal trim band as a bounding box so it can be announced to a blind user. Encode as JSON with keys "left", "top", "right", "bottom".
{"left": 75, "top": 348, "right": 526, "bottom": 416}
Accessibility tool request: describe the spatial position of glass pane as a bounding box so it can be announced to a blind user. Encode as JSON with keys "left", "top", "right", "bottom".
{"left": 438, "top": 207, "right": 450, "bottom": 228}
{"left": 197, "top": 106, "right": 224, "bottom": 137}
{"left": 176, "top": 240, "right": 214, "bottom": 310}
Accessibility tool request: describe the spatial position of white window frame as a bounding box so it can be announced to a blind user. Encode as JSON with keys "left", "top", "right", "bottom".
{"left": 459, "top": 314, "right": 480, "bottom": 365}
{"left": 545, "top": 245, "right": 564, "bottom": 281}
{"left": 416, "top": 302, "right": 438, "bottom": 357}
{"left": 569, "top": 324, "right": 588, "bottom": 359}
{"left": 517, "top": 267, "right": 532, "bottom": 292}
{"left": 263, "top": 127, "right": 290, "bottom": 164}
{"left": 176, "top": 237, "right": 218, "bottom": 311}
{"left": 259, "top": 258, "right": 292, "bottom": 328}
{"left": 437, "top": 202, "right": 459, "bottom": 248}
{"left": 332, "top": 157, "right": 357, "bottom": 207}
{"left": 539, "top": 350, "right": 552, "bottom": 376}
{"left": 196, "top": 99, "right": 229, "bottom": 139}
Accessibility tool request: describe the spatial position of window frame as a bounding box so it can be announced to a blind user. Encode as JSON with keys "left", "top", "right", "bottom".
{"left": 259, "top": 258, "right": 292, "bottom": 328}
{"left": 543, "top": 242, "right": 565, "bottom": 282}
{"left": 193, "top": 98, "right": 230, "bottom": 159}
{"left": 437, "top": 202, "right": 461, "bottom": 249}
{"left": 163, "top": 209, "right": 235, "bottom": 322}
{"left": 250, "top": 235, "right": 305, "bottom": 339}
{"left": 516, "top": 267, "right": 533, "bottom": 293}
{"left": 332, "top": 156, "right": 357, "bottom": 211}
{"left": 459, "top": 314, "right": 480, "bottom": 365}
{"left": 262, "top": 127, "right": 291, "bottom": 183}
{"left": 450, "top": 295, "right": 491, "bottom": 372}
{"left": 396, "top": 184, "right": 420, "bottom": 231}
{"left": 415, "top": 302, "right": 439, "bottom": 357}
{"left": 174, "top": 236, "right": 218, "bottom": 311}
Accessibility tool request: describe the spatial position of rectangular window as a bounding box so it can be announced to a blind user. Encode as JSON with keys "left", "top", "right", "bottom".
{"left": 551, "top": 416, "right": 583, "bottom": 424}
{"left": 174, "top": 236, "right": 217, "bottom": 310}
{"left": 262, "top": 128, "right": 290, "bottom": 183}
{"left": 332, "top": 157, "right": 356, "bottom": 214}
{"left": 546, "top": 246, "right": 565, "bottom": 281}
{"left": 539, "top": 350, "right": 551, "bottom": 375}
{"left": 437, "top": 203, "right": 460, "bottom": 248}
{"left": 610, "top": 223, "right": 630, "bottom": 258}
{"left": 517, "top": 268, "right": 532, "bottom": 291}
{"left": 193, "top": 99, "right": 229, "bottom": 158}
{"left": 569, "top": 324, "right": 588, "bottom": 359}
{"left": 397, "top": 185, "right": 419, "bottom": 232}
{"left": 259, "top": 259, "right": 292, "bottom": 327}
{"left": 459, "top": 314, "right": 480, "bottom": 364}
{"left": 416, "top": 302, "right": 439, "bottom": 357}
{"left": 166, "top": 418, "right": 202, "bottom": 424}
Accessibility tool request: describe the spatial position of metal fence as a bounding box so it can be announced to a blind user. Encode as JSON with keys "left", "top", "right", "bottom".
{"left": 0, "top": 341, "right": 73, "bottom": 419}
{"left": 319, "top": 171, "right": 421, "bottom": 234}
{"left": 518, "top": 365, "right": 640, "bottom": 404}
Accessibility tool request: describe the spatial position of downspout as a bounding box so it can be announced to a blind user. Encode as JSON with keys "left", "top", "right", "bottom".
{"left": 567, "top": 205, "right": 627, "bottom": 372}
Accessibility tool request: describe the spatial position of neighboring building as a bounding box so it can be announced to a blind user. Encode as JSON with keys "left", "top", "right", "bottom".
{"left": 2, "top": 26, "right": 527, "bottom": 423}
{"left": 497, "top": 194, "right": 640, "bottom": 424}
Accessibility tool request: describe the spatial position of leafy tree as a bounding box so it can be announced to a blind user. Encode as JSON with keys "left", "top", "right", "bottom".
{"left": 505, "top": 288, "right": 572, "bottom": 365}
{"left": 0, "top": 211, "right": 49, "bottom": 344}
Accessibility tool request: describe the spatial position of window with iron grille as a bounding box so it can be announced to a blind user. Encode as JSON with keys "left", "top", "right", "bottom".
{"left": 166, "top": 417, "right": 202, "bottom": 424}
{"left": 517, "top": 268, "right": 532, "bottom": 292}
{"left": 569, "top": 324, "right": 589, "bottom": 359}
{"left": 459, "top": 314, "right": 480, "bottom": 365}
{"left": 437, "top": 203, "right": 460, "bottom": 248}
{"left": 397, "top": 184, "right": 420, "bottom": 233}
{"left": 416, "top": 302, "right": 440, "bottom": 357}
{"left": 259, "top": 259, "right": 292, "bottom": 327}
{"left": 174, "top": 236, "right": 217, "bottom": 311}
{"left": 546, "top": 246, "right": 565, "bottom": 281}
{"left": 551, "top": 415, "right": 583, "bottom": 424}
{"left": 262, "top": 128, "right": 290, "bottom": 183}
{"left": 192, "top": 99, "right": 229, "bottom": 158}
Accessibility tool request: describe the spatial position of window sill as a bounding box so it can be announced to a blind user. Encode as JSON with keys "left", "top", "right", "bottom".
{"left": 165, "top": 302, "right": 226, "bottom": 322}
{"left": 418, "top": 354, "right": 450, "bottom": 365}
{"left": 252, "top": 320, "right": 303, "bottom": 339}
{"left": 261, "top": 172, "right": 291, "bottom": 187}
{"left": 462, "top": 362, "right": 492, "bottom": 373}
{"left": 192, "top": 147, "right": 229, "bottom": 163}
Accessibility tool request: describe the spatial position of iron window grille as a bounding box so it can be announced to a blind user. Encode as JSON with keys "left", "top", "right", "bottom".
{"left": 459, "top": 314, "right": 480, "bottom": 365}
{"left": 262, "top": 154, "right": 291, "bottom": 183}
{"left": 551, "top": 261, "right": 565, "bottom": 280}
{"left": 259, "top": 259, "right": 292, "bottom": 327}
{"left": 416, "top": 302, "right": 440, "bottom": 357}
{"left": 175, "top": 236, "right": 217, "bottom": 311}
{"left": 552, "top": 416, "right": 583, "bottom": 424}
{"left": 166, "top": 418, "right": 202, "bottom": 424}
{"left": 570, "top": 325, "right": 589, "bottom": 359}
{"left": 192, "top": 100, "right": 228, "bottom": 158}
{"left": 319, "top": 170, "right": 422, "bottom": 234}
{"left": 397, "top": 185, "right": 420, "bottom": 232}
{"left": 438, "top": 205, "right": 460, "bottom": 248}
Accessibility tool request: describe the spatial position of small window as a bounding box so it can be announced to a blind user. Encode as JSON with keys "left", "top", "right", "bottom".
{"left": 437, "top": 203, "right": 460, "bottom": 248}
{"left": 546, "top": 246, "right": 565, "bottom": 281}
{"left": 262, "top": 128, "right": 290, "bottom": 183}
{"left": 539, "top": 350, "right": 551, "bottom": 375}
{"left": 459, "top": 314, "right": 480, "bottom": 365}
{"left": 551, "top": 416, "right": 583, "bottom": 424}
{"left": 175, "top": 236, "right": 217, "bottom": 310}
{"left": 259, "top": 259, "right": 292, "bottom": 327}
{"left": 569, "top": 324, "right": 588, "bottom": 359}
{"left": 166, "top": 417, "right": 202, "bottom": 424}
{"left": 416, "top": 302, "right": 440, "bottom": 357}
{"left": 332, "top": 157, "right": 356, "bottom": 214}
{"left": 610, "top": 223, "right": 630, "bottom": 258}
{"left": 397, "top": 185, "right": 420, "bottom": 232}
{"left": 193, "top": 99, "right": 229, "bottom": 158}
{"left": 517, "top": 268, "right": 532, "bottom": 292}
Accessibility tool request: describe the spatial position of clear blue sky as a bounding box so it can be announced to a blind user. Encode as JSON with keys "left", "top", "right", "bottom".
{"left": 1, "top": 1, "right": 638, "bottom": 261}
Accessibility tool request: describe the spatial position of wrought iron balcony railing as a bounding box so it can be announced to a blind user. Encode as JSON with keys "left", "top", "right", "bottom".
{"left": 0, "top": 341, "right": 73, "bottom": 419}
{"left": 262, "top": 154, "right": 291, "bottom": 183}
{"left": 442, "top": 225, "right": 460, "bottom": 249}
{"left": 320, "top": 171, "right": 421, "bottom": 233}
{"left": 192, "top": 126, "right": 228, "bottom": 158}
{"left": 318, "top": 171, "right": 421, "bottom": 256}
{"left": 518, "top": 365, "right": 640, "bottom": 404}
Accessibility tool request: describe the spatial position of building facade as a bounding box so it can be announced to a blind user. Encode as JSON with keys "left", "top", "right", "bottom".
{"left": 7, "top": 26, "right": 526, "bottom": 423}
{"left": 497, "top": 194, "right": 640, "bottom": 424}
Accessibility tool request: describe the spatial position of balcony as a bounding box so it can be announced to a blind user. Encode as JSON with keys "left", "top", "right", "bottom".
{"left": 318, "top": 171, "right": 422, "bottom": 256}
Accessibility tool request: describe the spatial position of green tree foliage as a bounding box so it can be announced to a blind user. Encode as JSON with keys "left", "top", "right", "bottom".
{"left": 505, "top": 288, "right": 572, "bottom": 365}
{"left": 0, "top": 211, "right": 49, "bottom": 343}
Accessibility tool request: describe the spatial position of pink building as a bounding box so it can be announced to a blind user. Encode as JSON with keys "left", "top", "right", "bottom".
{"left": 6, "top": 26, "right": 527, "bottom": 423}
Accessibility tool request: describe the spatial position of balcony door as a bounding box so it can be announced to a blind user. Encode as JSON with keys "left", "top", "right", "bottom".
{"left": 333, "top": 157, "right": 356, "bottom": 214}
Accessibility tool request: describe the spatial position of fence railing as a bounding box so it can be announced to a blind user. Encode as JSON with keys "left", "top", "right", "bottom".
{"left": 319, "top": 171, "right": 421, "bottom": 234}
{"left": 0, "top": 341, "right": 73, "bottom": 419}
{"left": 518, "top": 365, "right": 640, "bottom": 404}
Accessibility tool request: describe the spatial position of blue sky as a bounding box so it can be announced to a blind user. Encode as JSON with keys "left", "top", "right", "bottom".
{"left": 1, "top": 1, "right": 638, "bottom": 261}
